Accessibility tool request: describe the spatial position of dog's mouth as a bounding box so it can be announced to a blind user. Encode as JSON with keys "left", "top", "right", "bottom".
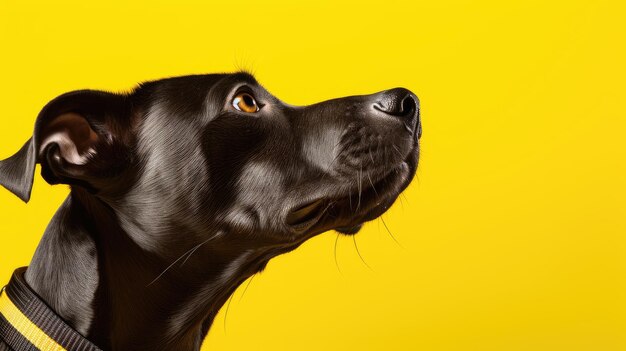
{"left": 285, "top": 199, "right": 330, "bottom": 230}
{"left": 286, "top": 157, "right": 416, "bottom": 236}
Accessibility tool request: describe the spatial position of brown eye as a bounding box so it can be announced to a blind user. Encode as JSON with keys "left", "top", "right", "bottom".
{"left": 232, "top": 93, "right": 259, "bottom": 113}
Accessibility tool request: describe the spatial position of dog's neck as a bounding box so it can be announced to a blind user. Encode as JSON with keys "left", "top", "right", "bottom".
{"left": 23, "top": 189, "right": 275, "bottom": 351}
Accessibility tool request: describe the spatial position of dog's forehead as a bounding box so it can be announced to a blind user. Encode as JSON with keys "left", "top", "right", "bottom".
{"left": 134, "top": 72, "right": 261, "bottom": 119}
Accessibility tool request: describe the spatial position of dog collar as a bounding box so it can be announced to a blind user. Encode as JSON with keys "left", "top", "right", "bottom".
{"left": 0, "top": 267, "right": 102, "bottom": 351}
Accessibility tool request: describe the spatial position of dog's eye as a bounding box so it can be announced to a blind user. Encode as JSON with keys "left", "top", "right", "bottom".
{"left": 232, "top": 93, "right": 259, "bottom": 113}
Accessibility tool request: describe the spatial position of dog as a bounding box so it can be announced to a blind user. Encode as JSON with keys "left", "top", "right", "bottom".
{"left": 0, "top": 72, "right": 420, "bottom": 351}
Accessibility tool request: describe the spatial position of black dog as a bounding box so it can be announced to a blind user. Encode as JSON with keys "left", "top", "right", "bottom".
{"left": 0, "top": 72, "right": 420, "bottom": 351}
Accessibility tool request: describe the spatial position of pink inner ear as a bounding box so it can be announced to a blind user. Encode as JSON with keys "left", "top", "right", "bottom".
{"left": 39, "top": 113, "right": 99, "bottom": 165}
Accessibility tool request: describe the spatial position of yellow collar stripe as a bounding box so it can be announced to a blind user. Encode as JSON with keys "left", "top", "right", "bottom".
{"left": 0, "top": 289, "right": 67, "bottom": 351}
{"left": 0, "top": 268, "right": 102, "bottom": 350}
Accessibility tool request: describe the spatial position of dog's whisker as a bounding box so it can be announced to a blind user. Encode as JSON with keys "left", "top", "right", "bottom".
{"left": 238, "top": 274, "right": 256, "bottom": 302}
{"left": 319, "top": 151, "right": 342, "bottom": 183}
{"left": 147, "top": 236, "right": 215, "bottom": 286}
{"left": 366, "top": 172, "right": 379, "bottom": 198}
{"left": 180, "top": 241, "right": 205, "bottom": 267}
{"left": 223, "top": 291, "right": 235, "bottom": 333}
{"left": 334, "top": 234, "right": 342, "bottom": 275}
{"left": 401, "top": 192, "right": 410, "bottom": 204}
{"left": 392, "top": 144, "right": 404, "bottom": 159}
{"left": 328, "top": 200, "right": 339, "bottom": 221}
{"left": 348, "top": 187, "right": 353, "bottom": 211}
{"left": 356, "top": 164, "right": 363, "bottom": 212}
{"left": 352, "top": 235, "right": 372, "bottom": 271}
{"left": 381, "top": 216, "right": 403, "bottom": 248}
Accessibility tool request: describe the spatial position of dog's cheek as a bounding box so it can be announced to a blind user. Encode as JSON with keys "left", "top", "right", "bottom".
{"left": 227, "top": 161, "right": 287, "bottom": 234}
{"left": 300, "top": 125, "right": 345, "bottom": 174}
{"left": 223, "top": 205, "right": 261, "bottom": 233}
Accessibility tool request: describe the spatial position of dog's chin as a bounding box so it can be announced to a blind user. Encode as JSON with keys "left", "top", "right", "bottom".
{"left": 335, "top": 224, "right": 364, "bottom": 235}
{"left": 290, "top": 155, "right": 416, "bottom": 238}
{"left": 329, "top": 160, "right": 414, "bottom": 235}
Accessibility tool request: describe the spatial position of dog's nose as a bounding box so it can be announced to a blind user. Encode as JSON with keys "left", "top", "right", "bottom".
{"left": 373, "top": 88, "right": 420, "bottom": 137}
{"left": 373, "top": 88, "right": 419, "bottom": 120}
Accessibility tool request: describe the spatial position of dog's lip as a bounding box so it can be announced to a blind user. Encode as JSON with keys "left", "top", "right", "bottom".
{"left": 286, "top": 198, "right": 330, "bottom": 230}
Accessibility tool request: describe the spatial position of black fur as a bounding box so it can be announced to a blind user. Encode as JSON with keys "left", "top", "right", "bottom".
{"left": 0, "top": 72, "right": 420, "bottom": 350}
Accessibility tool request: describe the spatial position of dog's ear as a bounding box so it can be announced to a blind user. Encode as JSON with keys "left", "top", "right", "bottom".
{"left": 0, "top": 138, "right": 37, "bottom": 202}
{"left": 0, "top": 90, "right": 130, "bottom": 202}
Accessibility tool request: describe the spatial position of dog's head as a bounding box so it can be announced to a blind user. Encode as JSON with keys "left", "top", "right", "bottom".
{"left": 0, "top": 72, "right": 420, "bottom": 254}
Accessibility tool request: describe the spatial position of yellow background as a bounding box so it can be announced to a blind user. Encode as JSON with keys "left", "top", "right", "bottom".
{"left": 1, "top": 1, "right": 625, "bottom": 350}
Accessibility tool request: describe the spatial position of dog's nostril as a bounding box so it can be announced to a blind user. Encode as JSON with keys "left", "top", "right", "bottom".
{"left": 400, "top": 95, "right": 417, "bottom": 117}
{"left": 374, "top": 88, "right": 419, "bottom": 120}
